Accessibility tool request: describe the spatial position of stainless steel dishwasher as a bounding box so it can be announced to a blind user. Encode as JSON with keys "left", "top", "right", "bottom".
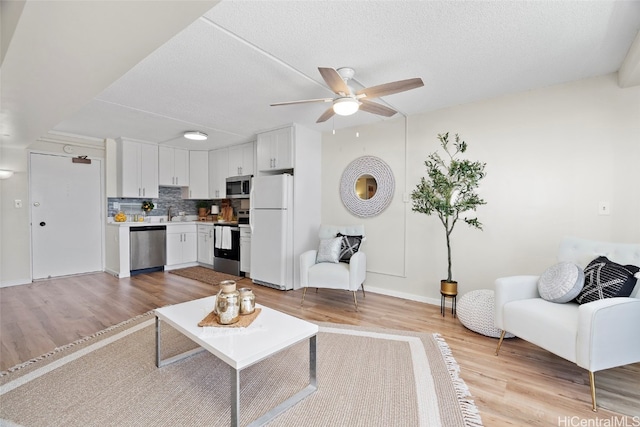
{"left": 130, "top": 225, "right": 166, "bottom": 275}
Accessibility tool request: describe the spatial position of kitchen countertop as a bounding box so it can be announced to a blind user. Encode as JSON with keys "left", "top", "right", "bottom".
{"left": 108, "top": 220, "right": 248, "bottom": 227}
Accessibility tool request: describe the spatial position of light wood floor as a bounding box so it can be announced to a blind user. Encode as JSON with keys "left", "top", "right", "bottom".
{"left": 1, "top": 271, "right": 638, "bottom": 425}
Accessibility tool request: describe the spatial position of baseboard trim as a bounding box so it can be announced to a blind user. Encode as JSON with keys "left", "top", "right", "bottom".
{"left": 0, "top": 278, "right": 32, "bottom": 288}
{"left": 365, "top": 285, "right": 440, "bottom": 307}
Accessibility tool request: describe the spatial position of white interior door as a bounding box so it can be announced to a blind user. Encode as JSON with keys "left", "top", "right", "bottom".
{"left": 30, "top": 153, "right": 103, "bottom": 279}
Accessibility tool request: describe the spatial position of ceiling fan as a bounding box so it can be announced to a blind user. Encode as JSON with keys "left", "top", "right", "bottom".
{"left": 270, "top": 67, "right": 424, "bottom": 123}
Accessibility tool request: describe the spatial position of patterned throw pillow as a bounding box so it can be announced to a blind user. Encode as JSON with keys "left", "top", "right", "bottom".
{"left": 575, "top": 256, "right": 640, "bottom": 304}
{"left": 537, "top": 262, "right": 585, "bottom": 303}
{"left": 337, "top": 233, "right": 363, "bottom": 263}
{"left": 316, "top": 237, "right": 343, "bottom": 263}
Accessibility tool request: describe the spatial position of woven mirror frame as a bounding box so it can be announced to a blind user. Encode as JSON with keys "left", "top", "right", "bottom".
{"left": 340, "top": 156, "right": 395, "bottom": 218}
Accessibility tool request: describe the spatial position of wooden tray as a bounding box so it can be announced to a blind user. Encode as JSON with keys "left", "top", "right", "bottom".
{"left": 198, "top": 308, "right": 261, "bottom": 328}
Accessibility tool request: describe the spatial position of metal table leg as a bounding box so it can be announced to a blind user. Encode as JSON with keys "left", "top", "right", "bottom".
{"left": 244, "top": 335, "right": 318, "bottom": 427}
{"left": 155, "top": 316, "right": 205, "bottom": 368}
{"left": 231, "top": 366, "right": 240, "bottom": 427}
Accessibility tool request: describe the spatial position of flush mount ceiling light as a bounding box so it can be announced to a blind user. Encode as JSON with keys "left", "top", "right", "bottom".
{"left": 333, "top": 98, "right": 360, "bottom": 116}
{"left": 184, "top": 131, "right": 208, "bottom": 141}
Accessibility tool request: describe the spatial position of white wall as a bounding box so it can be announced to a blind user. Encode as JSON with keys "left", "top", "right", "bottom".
{"left": 0, "top": 146, "right": 31, "bottom": 286}
{"left": 321, "top": 73, "right": 640, "bottom": 305}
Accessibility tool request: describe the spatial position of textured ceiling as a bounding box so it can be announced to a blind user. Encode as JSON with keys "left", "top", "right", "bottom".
{"left": 3, "top": 1, "right": 640, "bottom": 151}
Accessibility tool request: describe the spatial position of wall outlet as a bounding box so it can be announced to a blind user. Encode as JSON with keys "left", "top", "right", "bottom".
{"left": 113, "top": 202, "right": 120, "bottom": 210}
{"left": 14, "top": 199, "right": 22, "bottom": 208}
{"left": 598, "top": 201, "right": 610, "bottom": 215}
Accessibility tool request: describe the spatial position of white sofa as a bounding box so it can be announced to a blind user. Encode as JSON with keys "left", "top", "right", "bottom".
{"left": 494, "top": 237, "right": 640, "bottom": 411}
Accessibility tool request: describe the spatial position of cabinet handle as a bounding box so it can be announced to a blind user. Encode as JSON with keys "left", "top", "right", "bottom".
{"left": 176, "top": 177, "right": 178, "bottom": 185}
{"left": 143, "top": 188, "right": 146, "bottom": 197}
{"left": 138, "top": 188, "right": 141, "bottom": 197}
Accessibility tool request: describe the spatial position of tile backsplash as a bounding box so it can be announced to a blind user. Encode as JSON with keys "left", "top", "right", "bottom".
{"left": 107, "top": 187, "right": 242, "bottom": 218}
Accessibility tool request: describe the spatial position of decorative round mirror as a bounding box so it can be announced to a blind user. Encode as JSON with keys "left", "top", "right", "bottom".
{"left": 340, "top": 156, "right": 395, "bottom": 217}
{"left": 355, "top": 174, "right": 377, "bottom": 200}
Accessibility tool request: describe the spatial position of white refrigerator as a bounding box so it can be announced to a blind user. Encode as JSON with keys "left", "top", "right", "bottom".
{"left": 250, "top": 174, "right": 294, "bottom": 290}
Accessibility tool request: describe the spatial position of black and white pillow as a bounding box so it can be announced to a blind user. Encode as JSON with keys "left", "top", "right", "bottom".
{"left": 337, "top": 233, "right": 363, "bottom": 263}
{"left": 575, "top": 256, "right": 640, "bottom": 304}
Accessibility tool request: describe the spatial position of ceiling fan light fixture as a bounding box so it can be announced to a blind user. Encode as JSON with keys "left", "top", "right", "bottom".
{"left": 333, "top": 98, "right": 359, "bottom": 116}
{"left": 184, "top": 131, "right": 208, "bottom": 141}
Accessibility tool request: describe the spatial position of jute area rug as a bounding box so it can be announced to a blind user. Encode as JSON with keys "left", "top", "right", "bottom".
{"left": 169, "top": 266, "right": 243, "bottom": 286}
{"left": 0, "top": 312, "right": 483, "bottom": 427}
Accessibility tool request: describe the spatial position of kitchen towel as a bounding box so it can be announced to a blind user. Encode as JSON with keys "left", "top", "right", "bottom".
{"left": 214, "top": 226, "right": 232, "bottom": 250}
{"left": 214, "top": 226, "right": 222, "bottom": 249}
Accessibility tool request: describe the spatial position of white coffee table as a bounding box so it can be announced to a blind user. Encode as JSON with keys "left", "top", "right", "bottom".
{"left": 154, "top": 296, "right": 318, "bottom": 427}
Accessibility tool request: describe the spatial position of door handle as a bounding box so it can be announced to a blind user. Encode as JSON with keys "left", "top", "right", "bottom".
{"left": 39, "top": 222, "right": 46, "bottom": 226}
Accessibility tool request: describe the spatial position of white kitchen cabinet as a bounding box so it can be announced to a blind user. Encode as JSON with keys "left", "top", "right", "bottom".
{"left": 240, "top": 226, "right": 251, "bottom": 275}
{"left": 208, "top": 147, "right": 228, "bottom": 199}
{"left": 116, "top": 138, "right": 159, "bottom": 198}
{"left": 197, "top": 224, "right": 214, "bottom": 266}
{"left": 228, "top": 141, "right": 255, "bottom": 177}
{"left": 166, "top": 224, "right": 197, "bottom": 266}
{"left": 158, "top": 146, "right": 189, "bottom": 186}
{"left": 257, "top": 127, "right": 293, "bottom": 172}
{"left": 186, "top": 151, "right": 209, "bottom": 199}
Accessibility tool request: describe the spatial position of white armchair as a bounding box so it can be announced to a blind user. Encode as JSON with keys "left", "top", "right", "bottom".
{"left": 494, "top": 237, "right": 640, "bottom": 411}
{"left": 300, "top": 225, "right": 366, "bottom": 311}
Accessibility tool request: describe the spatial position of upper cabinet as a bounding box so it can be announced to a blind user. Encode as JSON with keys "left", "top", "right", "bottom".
{"left": 228, "top": 141, "right": 255, "bottom": 177}
{"left": 186, "top": 151, "right": 209, "bottom": 199}
{"left": 115, "top": 138, "right": 159, "bottom": 198}
{"left": 257, "top": 127, "right": 293, "bottom": 172}
{"left": 209, "top": 147, "right": 229, "bottom": 199}
{"left": 158, "top": 147, "right": 189, "bottom": 186}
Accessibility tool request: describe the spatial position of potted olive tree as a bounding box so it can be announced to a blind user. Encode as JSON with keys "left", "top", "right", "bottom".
{"left": 411, "top": 132, "right": 486, "bottom": 295}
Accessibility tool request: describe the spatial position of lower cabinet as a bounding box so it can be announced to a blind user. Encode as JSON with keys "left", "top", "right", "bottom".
{"left": 166, "top": 225, "right": 197, "bottom": 267}
{"left": 197, "top": 224, "right": 214, "bottom": 266}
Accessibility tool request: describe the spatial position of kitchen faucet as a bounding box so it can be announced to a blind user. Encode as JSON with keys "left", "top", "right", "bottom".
{"left": 167, "top": 206, "right": 173, "bottom": 222}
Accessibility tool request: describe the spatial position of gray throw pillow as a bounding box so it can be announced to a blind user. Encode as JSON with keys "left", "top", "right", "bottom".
{"left": 316, "top": 237, "right": 342, "bottom": 263}
{"left": 538, "top": 262, "right": 585, "bottom": 303}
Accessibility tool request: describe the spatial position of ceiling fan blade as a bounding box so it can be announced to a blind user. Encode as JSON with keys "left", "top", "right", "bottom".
{"left": 318, "top": 67, "right": 350, "bottom": 95}
{"left": 359, "top": 99, "right": 397, "bottom": 117}
{"left": 316, "top": 106, "right": 336, "bottom": 123}
{"left": 356, "top": 78, "right": 424, "bottom": 99}
{"left": 271, "top": 98, "right": 332, "bottom": 106}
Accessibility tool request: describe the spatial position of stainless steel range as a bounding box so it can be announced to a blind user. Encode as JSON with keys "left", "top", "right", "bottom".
{"left": 213, "top": 223, "right": 240, "bottom": 276}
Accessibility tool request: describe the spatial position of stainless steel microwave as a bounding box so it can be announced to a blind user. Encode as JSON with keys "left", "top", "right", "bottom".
{"left": 225, "top": 175, "right": 252, "bottom": 198}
